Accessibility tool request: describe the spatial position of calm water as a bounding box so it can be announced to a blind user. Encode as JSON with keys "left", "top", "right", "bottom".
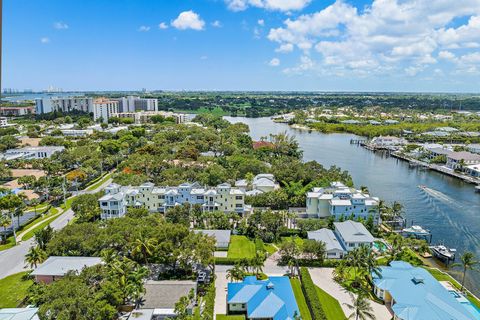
{"left": 225, "top": 116, "right": 480, "bottom": 294}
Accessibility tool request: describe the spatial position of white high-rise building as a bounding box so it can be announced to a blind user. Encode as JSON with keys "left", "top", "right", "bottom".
{"left": 93, "top": 98, "right": 119, "bottom": 123}
{"left": 35, "top": 97, "right": 93, "bottom": 114}
{"left": 118, "top": 96, "right": 158, "bottom": 112}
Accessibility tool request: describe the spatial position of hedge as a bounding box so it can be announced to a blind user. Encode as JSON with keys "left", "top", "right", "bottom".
{"left": 215, "top": 257, "right": 241, "bottom": 265}
{"left": 300, "top": 267, "right": 327, "bottom": 320}
{"left": 278, "top": 259, "right": 341, "bottom": 268}
{"left": 203, "top": 281, "right": 216, "bottom": 319}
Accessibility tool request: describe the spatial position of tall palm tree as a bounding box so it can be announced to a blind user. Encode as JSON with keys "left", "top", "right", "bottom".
{"left": 452, "top": 251, "right": 479, "bottom": 292}
{"left": 226, "top": 264, "right": 245, "bottom": 282}
{"left": 344, "top": 293, "right": 376, "bottom": 320}
{"left": 25, "top": 246, "right": 47, "bottom": 269}
{"left": 132, "top": 237, "right": 157, "bottom": 265}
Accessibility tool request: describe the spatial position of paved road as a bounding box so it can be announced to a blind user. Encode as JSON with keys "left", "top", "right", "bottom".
{"left": 0, "top": 177, "right": 112, "bottom": 280}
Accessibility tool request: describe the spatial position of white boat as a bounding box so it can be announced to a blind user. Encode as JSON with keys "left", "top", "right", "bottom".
{"left": 430, "top": 245, "right": 456, "bottom": 262}
{"left": 475, "top": 185, "right": 480, "bottom": 193}
{"left": 402, "top": 225, "right": 431, "bottom": 236}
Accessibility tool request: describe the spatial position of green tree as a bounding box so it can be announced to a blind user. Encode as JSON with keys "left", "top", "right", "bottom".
{"left": 452, "top": 251, "right": 479, "bottom": 292}
{"left": 25, "top": 246, "right": 47, "bottom": 268}
{"left": 344, "top": 293, "right": 376, "bottom": 320}
{"left": 71, "top": 193, "right": 101, "bottom": 222}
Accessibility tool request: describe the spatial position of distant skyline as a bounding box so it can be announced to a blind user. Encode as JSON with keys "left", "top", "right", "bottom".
{"left": 3, "top": 0, "right": 480, "bottom": 92}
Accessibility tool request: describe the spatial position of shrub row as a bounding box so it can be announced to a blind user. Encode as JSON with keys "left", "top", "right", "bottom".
{"left": 214, "top": 257, "right": 241, "bottom": 265}
{"left": 202, "top": 281, "right": 216, "bottom": 320}
{"left": 299, "top": 267, "right": 327, "bottom": 320}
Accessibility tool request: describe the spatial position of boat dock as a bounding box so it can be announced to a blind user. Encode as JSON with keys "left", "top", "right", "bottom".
{"left": 391, "top": 152, "right": 480, "bottom": 185}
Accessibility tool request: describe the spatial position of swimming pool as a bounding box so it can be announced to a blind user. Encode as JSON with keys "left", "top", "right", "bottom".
{"left": 373, "top": 241, "right": 388, "bottom": 253}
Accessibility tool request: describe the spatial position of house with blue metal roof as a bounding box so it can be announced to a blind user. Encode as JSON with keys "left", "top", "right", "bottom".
{"left": 372, "top": 261, "right": 475, "bottom": 320}
{"left": 227, "top": 276, "right": 300, "bottom": 320}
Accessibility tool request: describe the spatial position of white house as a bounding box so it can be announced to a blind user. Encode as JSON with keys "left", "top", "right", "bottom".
{"left": 307, "top": 228, "right": 345, "bottom": 259}
{"left": 334, "top": 220, "right": 374, "bottom": 251}
{"left": 98, "top": 183, "right": 128, "bottom": 219}
{"left": 235, "top": 173, "right": 280, "bottom": 195}
{"left": 306, "top": 182, "right": 380, "bottom": 223}
{"left": 35, "top": 97, "right": 93, "bottom": 114}
{"left": 446, "top": 151, "right": 480, "bottom": 170}
{"left": 467, "top": 144, "right": 480, "bottom": 154}
{"left": 371, "top": 136, "right": 406, "bottom": 147}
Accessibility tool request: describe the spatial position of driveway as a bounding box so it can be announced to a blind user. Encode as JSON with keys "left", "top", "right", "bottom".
{"left": 214, "top": 268, "right": 228, "bottom": 316}
{"left": 308, "top": 267, "right": 392, "bottom": 320}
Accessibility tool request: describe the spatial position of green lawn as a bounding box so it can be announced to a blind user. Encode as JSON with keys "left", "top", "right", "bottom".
{"left": 314, "top": 285, "right": 346, "bottom": 320}
{"left": 279, "top": 236, "right": 304, "bottom": 247}
{"left": 174, "top": 107, "right": 228, "bottom": 116}
{"left": 265, "top": 243, "right": 278, "bottom": 255}
{"left": 0, "top": 236, "right": 16, "bottom": 251}
{"left": 227, "top": 235, "right": 256, "bottom": 259}
{"left": 426, "top": 267, "right": 480, "bottom": 309}
{"left": 216, "top": 315, "right": 245, "bottom": 320}
{"left": 0, "top": 272, "right": 33, "bottom": 308}
{"left": 290, "top": 278, "right": 312, "bottom": 320}
{"left": 86, "top": 172, "right": 112, "bottom": 191}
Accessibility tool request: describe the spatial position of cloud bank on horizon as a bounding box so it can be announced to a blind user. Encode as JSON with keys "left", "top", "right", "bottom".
{"left": 3, "top": 0, "right": 480, "bottom": 91}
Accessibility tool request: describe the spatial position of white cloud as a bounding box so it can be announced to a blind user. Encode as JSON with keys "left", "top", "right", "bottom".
{"left": 258, "top": 19, "right": 265, "bottom": 26}
{"left": 40, "top": 37, "right": 50, "bottom": 44}
{"left": 269, "top": 58, "right": 281, "bottom": 66}
{"left": 200, "top": 55, "right": 208, "bottom": 60}
{"left": 211, "top": 20, "right": 222, "bottom": 28}
{"left": 171, "top": 10, "right": 205, "bottom": 31}
{"left": 158, "top": 22, "right": 169, "bottom": 29}
{"left": 266, "top": 0, "right": 480, "bottom": 76}
{"left": 438, "top": 50, "right": 456, "bottom": 61}
{"left": 138, "top": 26, "right": 151, "bottom": 32}
{"left": 53, "top": 22, "right": 68, "bottom": 30}
{"left": 225, "top": 0, "right": 311, "bottom": 12}
{"left": 275, "top": 43, "right": 294, "bottom": 53}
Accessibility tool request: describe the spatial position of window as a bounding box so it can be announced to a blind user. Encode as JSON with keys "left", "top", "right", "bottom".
{"left": 236, "top": 204, "right": 242, "bottom": 208}
{"left": 235, "top": 196, "right": 243, "bottom": 200}
{"left": 349, "top": 243, "right": 355, "bottom": 247}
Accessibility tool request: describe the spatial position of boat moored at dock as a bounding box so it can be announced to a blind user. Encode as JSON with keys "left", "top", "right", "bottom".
{"left": 430, "top": 245, "right": 456, "bottom": 264}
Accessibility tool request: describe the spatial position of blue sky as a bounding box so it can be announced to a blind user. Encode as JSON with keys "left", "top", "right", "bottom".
{"left": 3, "top": 0, "right": 480, "bottom": 92}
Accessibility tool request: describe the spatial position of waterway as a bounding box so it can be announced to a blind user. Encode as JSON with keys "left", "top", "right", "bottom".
{"left": 225, "top": 116, "right": 480, "bottom": 294}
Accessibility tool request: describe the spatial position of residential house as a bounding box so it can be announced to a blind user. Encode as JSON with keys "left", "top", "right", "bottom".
{"left": 446, "top": 151, "right": 480, "bottom": 170}
{"left": 306, "top": 182, "right": 380, "bottom": 223}
{"left": 131, "top": 280, "right": 197, "bottom": 320}
{"left": 117, "top": 96, "right": 158, "bottom": 112}
{"left": 425, "top": 146, "right": 453, "bottom": 161}
{"left": 235, "top": 173, "right": 280, "bottom": 195}
{"left": 465, "top": 164, "right": 480, "bottom": 178}
{"left": 373, "top": 261, "right": 474, "bottom": 320}
{"left": 98, "top": 183, "right": 128, "bottom": 219}
{"left": 111, "top": 111, "right": 187, "bottom": 124}
{"left": 0, "top": 106, "right": 35, "bottom": 116}
{"left": 334, "top": 220, "right": 374, "bottom": 252}
{"left": 371, "top": 136, "right": 407, "bottom": 148}
{"left": 307, "top": 228, "right": 345, "bottom": 259}
{"left": 194, "top": 229, "right": 231, "bottom": 249}
{"left": 99, "top": 182, "right": 250, "bottom": 219}
{"left": 0, "top": 308, "right": 39, "bottom": 320}
{"left": 467, "top": 144, "right": 480, "bottom": 154}
{"left": 31, "top": 256, "right": 102, "bottom": 284}
{"left": 0, "top": 146, "right": 65, "bottom": 161}
{"left": 227, "top": 276, "right": 300, "bottom": 320}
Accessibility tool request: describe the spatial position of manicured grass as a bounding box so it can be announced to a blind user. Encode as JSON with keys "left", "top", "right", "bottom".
{"left": 216, "top": 315, "right": 245, "bottom": 320}
{"left": 290, "top": 278, "right": 312, "bottom": 320}
{"left": 265, "top": 243, "right": 277, "bottom": 255}
{"left": 174, "top": 107, "right": 228, "bottom": 116}
{"left": 21, "top": 212, "right": 60, "bottom": 241}
{"left": 227, "top": 235, "right": 256, "bottom": 259}
{"left": 0, "top": 236, "right": 16, "bottom": 251}
{"left": 314, "top": 285, "right": 346, "bottom": 320}
{"left": 0, "top": 272, "right": 33, "bottom": 308}
{"left": 60, "top": 196, "right": 75, "bottom": 211}
{"left": 426, "top": 267, "right": 480, "bottom": 309}
{"left": 86, "top": 172, "right": 112, "bottom": 191}
{"left": 279, "top": 236, "right": 304, "bottom": 247}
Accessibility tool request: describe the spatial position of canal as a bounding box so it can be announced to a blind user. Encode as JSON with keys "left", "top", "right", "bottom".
{"left": 225, "top": 116, "right": 480, "bottom": 294}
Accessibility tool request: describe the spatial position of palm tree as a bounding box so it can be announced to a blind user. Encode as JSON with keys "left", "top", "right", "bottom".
{"left": 25, "top": 246, "right": 47, "bottom": 269}
{"left": 132, "top": 237, "right": 157, "bottom": 265}
{"left": 344, "top": 293, "right": 376, "bottom": 320}
{"left": 226, "top": 264, "right": 245, "bottom": 282}
{"left": 452, "top": 251, "right": 479, "bottom": 292}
